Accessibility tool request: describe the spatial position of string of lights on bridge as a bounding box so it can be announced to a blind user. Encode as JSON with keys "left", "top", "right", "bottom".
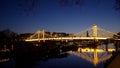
{"left": 25, "top": 24, "right": 120, "bottom": 42}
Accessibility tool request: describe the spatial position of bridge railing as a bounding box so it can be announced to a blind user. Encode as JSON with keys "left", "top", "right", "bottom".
{"left": 25, "top": 36, "right": 111, "bottom": 41}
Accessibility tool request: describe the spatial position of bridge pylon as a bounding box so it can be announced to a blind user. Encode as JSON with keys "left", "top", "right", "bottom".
{"left": 42, "top": 29, "right": 45, "bottom": 42}
{"left": 37, "top": 29, "right": 45, "bottom": 42}
{"left": 92, "top": 24, "right": 98, "bottom": 42}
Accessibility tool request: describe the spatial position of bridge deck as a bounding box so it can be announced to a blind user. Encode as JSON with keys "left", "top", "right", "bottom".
{"left": 25, "top": 37, "right": 110, "bottom": 41}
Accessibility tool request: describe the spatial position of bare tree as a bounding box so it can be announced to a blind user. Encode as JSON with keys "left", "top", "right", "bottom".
{"left": 18, "top": 0, "right": 120, "bottom": 15}
{"left": 19, "top": 0, "right": 37, "bottom": 15}
{"left": 115, "top": 0, "right": 120, "bottom": 10}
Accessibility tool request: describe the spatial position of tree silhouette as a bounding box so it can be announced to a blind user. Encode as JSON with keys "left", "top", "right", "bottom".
{"left": 19, "top": 0, "right": 37, "bottom": 15}
{"left": 19, "top": 0, "right": 120, "bottom": 15}
{"left": 115, "top": 0, "right": 120, "bottom": 10}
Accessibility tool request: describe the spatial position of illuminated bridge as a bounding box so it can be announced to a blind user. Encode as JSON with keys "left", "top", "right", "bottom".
{"left": 25, "top": 24, "right": 119, "bottom": 42}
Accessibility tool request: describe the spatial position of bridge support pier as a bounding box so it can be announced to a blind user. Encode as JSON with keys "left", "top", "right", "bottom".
{"left": 118, "top": 41, "right": 120, "bottom": 49}
{"left": 105, "top": 40, "right": 108, "bottom": 52}
{"left": 66, "top": 40, "right": 68, "bottom": 43}
{"left": 114, "top": 40, "right": 120, "bottom": 52}
{"left": 105, "top": 44, "right": 108, "bottom": 52}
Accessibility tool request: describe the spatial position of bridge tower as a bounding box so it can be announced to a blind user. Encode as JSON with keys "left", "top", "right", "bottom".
{"left": 42, "top": 29, "right": 45, "bottom": 42}
{"left": 37, "top": 29, "right": 45, "bottom": 42}
{"left": 37, "top": 30, "right": 40, "bottom": 42}
{"left": 92, "top": 24, "right": 98, "bottom": 41}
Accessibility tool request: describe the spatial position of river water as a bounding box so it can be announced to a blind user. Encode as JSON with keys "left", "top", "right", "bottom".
{"left": 0, "top": 43, "right": 115, "bottom": 68}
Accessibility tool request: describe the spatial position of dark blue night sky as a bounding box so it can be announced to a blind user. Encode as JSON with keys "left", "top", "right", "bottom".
{"left": 0, "top": 0, "right": 120, "bottom": 33}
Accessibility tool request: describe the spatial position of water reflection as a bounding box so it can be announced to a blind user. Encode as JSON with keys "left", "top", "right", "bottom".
{"left": 0, "top": 43, "right": 116, "bottom": 68}
{"left": 0, "top": 58, "right": 9, "bottom": 63}
{"left": 68, "top": 47, "right": 115, "bottom": 67}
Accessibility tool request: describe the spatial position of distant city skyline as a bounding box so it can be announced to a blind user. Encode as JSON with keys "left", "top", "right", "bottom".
{"left": 0, "top": 0, "right": 120, "bottom": 34}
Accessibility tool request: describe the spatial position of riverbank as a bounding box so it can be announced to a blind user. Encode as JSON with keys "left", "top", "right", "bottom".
{"left": 104, "top": 51, "right": 120, "bottom": 68}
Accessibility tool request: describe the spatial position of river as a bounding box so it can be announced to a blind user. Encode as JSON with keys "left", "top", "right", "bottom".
{"left": 0, "top": 43, "right": 115, "bottom": 68}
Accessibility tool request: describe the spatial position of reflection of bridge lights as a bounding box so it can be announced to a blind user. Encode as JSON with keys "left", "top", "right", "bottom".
{"left": 0, "top": 58, "right": 9, "bottom": 63}
{"left": 68, "top": 48, "right": 115, "bottom": 66}
{"left": 77, "top": 48, "right": 115, "bottom": 52}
